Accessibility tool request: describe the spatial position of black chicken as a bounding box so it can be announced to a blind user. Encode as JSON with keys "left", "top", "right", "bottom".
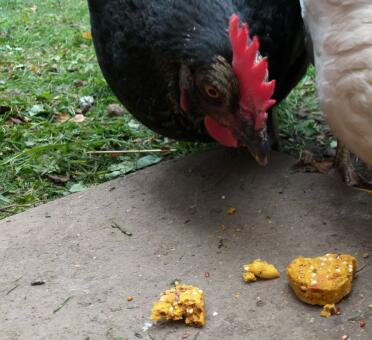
{"left": 87, "top": 0, "right": 309, "bottom": 165}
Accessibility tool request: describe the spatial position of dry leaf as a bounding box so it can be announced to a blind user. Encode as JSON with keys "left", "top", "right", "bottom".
{"left": 295, "top": 151, "right": 333, "bottom": 174}
{"left": 107, "top": 103, "right": 125, "bottom": 117}
{"left": 54, "top": 113, "right": 70, "bottom": 123}
{"left": 46, "top": 174, "right": 70, "bottom": 185}
{"left": 21, "top": 116, "right": 31, "bottom": 123}
{"left": 312, "top": 160, "right": 334, "bottom": 174}
{"left": 31, "top": 65, "right": 41, "bottom": 74}
{"left": 73, "top": 80, "right": 84, "bottom": 88}
{"left": 82, "top": 31, "right": 92, "bottom": 40}
{"left": 7, "top": 117, "right": 23, "bottom": 125}
{"left": 72, "top": 114, "right": 86, "bottom": 123}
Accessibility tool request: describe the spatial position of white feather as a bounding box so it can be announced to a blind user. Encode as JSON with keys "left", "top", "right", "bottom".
{"left": 301, "top": 0, "right": 372, "bottom": 165}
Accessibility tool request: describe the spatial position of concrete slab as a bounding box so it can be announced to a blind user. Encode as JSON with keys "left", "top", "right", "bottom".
{"left": 0, "top": 149, "right": 371, "bottom": 340}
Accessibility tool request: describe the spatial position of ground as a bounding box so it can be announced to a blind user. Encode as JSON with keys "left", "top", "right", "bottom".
{"left": 1, "top": 150, "right": 371, "bottom": 340}
{"left": 0, "top": 0, "right": 336, "bottom": 220}
{"left": 1, "top": 2, "right": 372, "bottom": 339}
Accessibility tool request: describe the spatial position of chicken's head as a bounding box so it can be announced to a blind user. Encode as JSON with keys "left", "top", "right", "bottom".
{"left": 179, "top": 15, "right": 276, "bottom": 166}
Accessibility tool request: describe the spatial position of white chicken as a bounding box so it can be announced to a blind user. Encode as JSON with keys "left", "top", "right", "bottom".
{"left": 300, "top": 0, "right": 372, "bottom": 187}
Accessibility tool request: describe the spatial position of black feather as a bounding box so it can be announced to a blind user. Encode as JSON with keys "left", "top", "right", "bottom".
{"left": 88, "top": 0, "right": 309, "bottom": 141}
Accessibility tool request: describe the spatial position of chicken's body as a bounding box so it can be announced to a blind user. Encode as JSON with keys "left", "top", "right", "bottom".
{"left": 300, "top": 0, "right": 372, "bottom": 166}
{"left": 88, "top": 0, "right": 308, "bottom": 161}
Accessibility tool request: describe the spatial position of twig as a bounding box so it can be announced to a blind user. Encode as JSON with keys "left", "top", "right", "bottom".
{"left": 111, "top": 223, "right": 133, "bottom": 237}
{"left": 53, "top": 296, "right": 73, "bottom": 314}
{"left": 6, "top": 284, "right": 19, "bottom": 296}
{"left": 12, "top": 276, "right": 23, "bottom": 283}
{"left": 88, "top": 149, "right": 176, "bottom": 155}
{"left": 0, "top": 204, "right": 32, "bottom": 212}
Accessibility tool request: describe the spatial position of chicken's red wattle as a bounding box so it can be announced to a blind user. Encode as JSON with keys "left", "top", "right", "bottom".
{"left": 204, "top": 116, "right": 238, "bottom": 148}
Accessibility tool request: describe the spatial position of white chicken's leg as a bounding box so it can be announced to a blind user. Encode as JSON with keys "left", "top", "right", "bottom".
{"left": 335, "top": 141, "right": 372, "bottom": 189}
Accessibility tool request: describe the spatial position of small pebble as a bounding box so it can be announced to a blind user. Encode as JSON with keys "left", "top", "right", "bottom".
{"left": 256, "top": 296, "right": 265, "bottom": 307}
{"left": 127, "top": 296, "right": 134, "bottom": 302}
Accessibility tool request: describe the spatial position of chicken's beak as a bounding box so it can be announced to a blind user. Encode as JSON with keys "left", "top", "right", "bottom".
{"left": 203, "top": 115, "right": 271, "bottom": 166}
{"left": 237, "top": 127, "right": 271, "bottom": 167}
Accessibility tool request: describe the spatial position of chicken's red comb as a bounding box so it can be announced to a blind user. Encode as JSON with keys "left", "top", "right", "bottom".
{"left": 229, "top": 15, "right": 276, "bottom": 131}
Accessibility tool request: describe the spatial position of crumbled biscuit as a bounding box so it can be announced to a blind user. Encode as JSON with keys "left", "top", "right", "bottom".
{"left": 151, "top": 284, "right": 205, "bottom": 327}
{"left": 243, "top": 259, "right": 280, "bottom": 283}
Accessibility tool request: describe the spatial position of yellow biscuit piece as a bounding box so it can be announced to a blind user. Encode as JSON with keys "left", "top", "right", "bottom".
{"left": 150, "top": 284, "right": 205, "bottom": 327}
{"left": 243, "top": 259, "right": 280, "bottom": 283}
{"left": 320, "top": 304, "right": 337, "bottom": 318}
{"left": 287, "top": 254, "right": 357, "bottom": 306}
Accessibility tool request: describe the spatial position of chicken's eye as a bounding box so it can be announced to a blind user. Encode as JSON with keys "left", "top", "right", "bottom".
{"left": 204, "top": 85, "right": 221, "bottom": 99}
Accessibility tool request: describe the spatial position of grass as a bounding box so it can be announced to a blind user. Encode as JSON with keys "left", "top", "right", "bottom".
{"left": 0, "top": 0, "right": 330, "bottom": 219}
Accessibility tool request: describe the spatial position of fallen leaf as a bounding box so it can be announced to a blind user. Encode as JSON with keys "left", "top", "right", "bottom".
{"left": 312, "top": 160, "right": 334, "bottom": 174}
{"left": 69, "top": 182, "right": 86, "bottom": 193}
{"left": 128, "top": 119, "right": 141, "bottom": 130}
{"left": 54, "top": 113, "right": 70, "bottom": 123}
{"left": 330, "top": 140, "right": 338, "bottom": 149}
{"left": 22, "top": 116, "right": 31, "bottom": 123}
{"left": 28, "top": 104, "right": 45, "bottom": 117}
{"left": 105, "top": 161, "right": 135, "bottom": 179}
{"left": 78, "top": 95, "right": 94, "bottom": 113}
{"left": 73, "top": 80, "right": 84, "bottom": 88}
{"left": 46, "top": 174, "right": 70, "bottom": 185}
{"left": 7, "top": 117, "right": 23, "bottom": 125}
{"left": 136, "top": 155, "right": 162, "bottom": 169}
{"left": 82, "top": 31, "right": 92, "bottom": 40}
{"left": 31, "top": 65, "right": 41, "bottom": 74}
{"left": 71, "top": 114, "right": 86, "bottom": 123}
{"left": 107, "top": 103, "right": 125, "bottom": 117}
{"left": 294, "top": 151, "right": 333, "bottom": 174}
